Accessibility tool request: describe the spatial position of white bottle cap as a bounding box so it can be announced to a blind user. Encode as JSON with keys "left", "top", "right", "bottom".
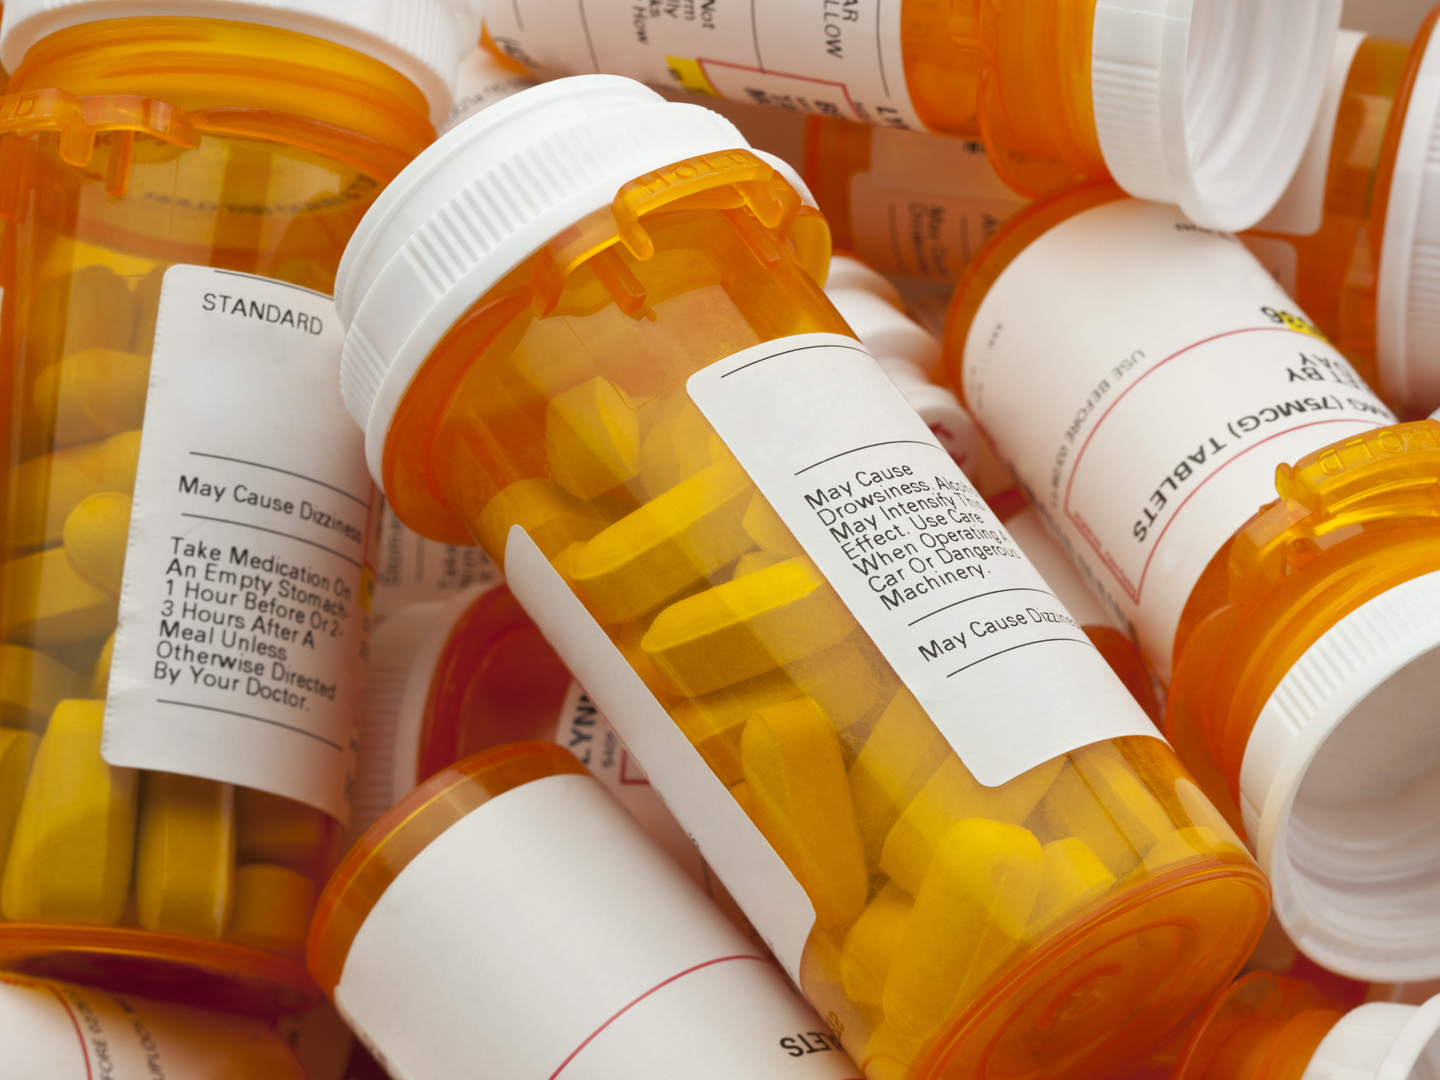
{"left": 1241, "top": 569, "right": 1440, "bottom": 982}
{"left": 825, "top": 254, "right": 903, "bottom": 308}
{"left": 334, "top": 75, "right": 816, "bottom": 487}
{"left": 0, "top": 1, "right": 480, "bottom": 127}
{"left": 1302, "top": 997, "right": 1440, "bottom": 1080}
{"left": 1377, "top": 22, "right": 1440, "bottom": 413}
{"left": 1091, "top": 0, "right": 1342, "bottom": 231}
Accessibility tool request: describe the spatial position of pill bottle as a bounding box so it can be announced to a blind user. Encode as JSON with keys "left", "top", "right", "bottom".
{"left": 335, "top": 76, "right": 1268, "bottom": 1079}
{"left": 275, "top": 999, "right": 360, "bottom": 1080}
{"left": 946, "top": 181, "right": 1440, "bottom": 983}
{"left": 1, "top": 971, "right": 309, "bottom": 1078}
{"left": 481, "top": 0, "right": 1341, "bottom": 230}
{"left": 308, "top": 741, "right": 866, "bottom": 1080}
{"left": 0, "top": 0, "right": 475, "bottom": 1014}
{"left": 441, "top": 44, "right": 537, "bottom": 136}
{"left": 370, "top": 499, "right": 502, "bottom": 622}
{"left": 1169, "top": 971, "right": 1440, "bottom": 1080}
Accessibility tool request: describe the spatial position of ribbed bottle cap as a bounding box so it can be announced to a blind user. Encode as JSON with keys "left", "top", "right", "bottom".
{"left": 347, "top": 587, "right": 485, "bottom": 846}
{"left": 333, "top": 75, "right": 815, "bottom": 486}
{"left": 1303, "top": 997, "right": 1440, "bottom": 1079}
{"left": 1091, "top": 0, "right": 1342, "bottom": 231}
{"left": 0, "top": 0, "right": 481, "bottom": 126}
{"left": 1241, "top": 569, "right": 1440, "bottom": 982}
{"left": 1377, "top": 21, "right": 1440, "bottom": 414}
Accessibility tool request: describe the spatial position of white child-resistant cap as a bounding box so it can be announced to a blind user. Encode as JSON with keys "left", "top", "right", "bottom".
{"left": 1303, "top": 997, "right": 1440, "bottom": 1079}
{"left": 1378, "top": 22, "right": 1440, "bottom": 414}
{"left": 1092, "top": 0, "right": 1342, "bottom": 231}
{"left": 825, "top": 253, "right": 903, "bottom": 308}
{"left": 334, "top": 75, "right": 815, "bottom": 487}
{"left": 0, "top": 0, "right": 481, "bottom": 126}
{"left": 1241, "top": 569, "right": 1440, "bottom": 983}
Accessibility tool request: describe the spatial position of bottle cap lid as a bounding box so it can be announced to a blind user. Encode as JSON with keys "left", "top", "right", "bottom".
{"left": 1240, "top": 568, "right": 1440, "bottom": 982}
{"left": 1377, "top": 18, "right": 1440, "bottom": 413}
{"left": 334, "top": 75, "right": 816, "bottom": 487}
{"left": 1305, "top": 998, "right": 1440, "bottom": 1079}
{"left": 0, "top": 1, "right": 481, "bottom": 126}
{"left": 1090, "top": 0, "right": 1342, "bottom": 231}
{"left": 825, "top": 285, "right": 941, "bottom": 374}
{"left": 825, "top": 254, "right": 903, "bottom": 308}
{"left": 348, "top": 587, "right": 484, "bottom": 847}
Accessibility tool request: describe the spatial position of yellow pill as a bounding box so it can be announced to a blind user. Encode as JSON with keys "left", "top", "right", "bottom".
{"left": 545, "top": 376, "right": 641, "bottom": 500}
{"left": 849, "top": 690, "right": 952, "bottom": 863}
{"left": 741, "top": 697, "right": 868, "bottom": 929}
{"left": 136, "top": 773, "right": 236, "bottom": 939}
{"left": 2, "top": 700, "right": 139, "bottom": 925}
{"left": 787, "top": 636, "right": 885, "bottom": 734}
{"left": 863, "top": 1025, "right": 922, "bottom": 1080}
{"left": 741, "top": 492, "right": 803, "bottom": 558}
{"left": 729, "top": 780, "right": 754, "bottom": 819}
{"left": 732, "top": 550, "right": 783, "bottom": 578}
{"left": 642, "top": 555, "right": 856, "bottom": 697}
{"left": 571, "top": 457, "right": 754, "bottom": 625}
{"left": 1, "top": 546, "right": 121, "bottom": 645}
{"left": 841, "top": 882, "right": 913, "bottom": 1005}
{"left": 0, "top": 644, "right": 84, "bottom": 731}
{"left": 226, "top": 863, "right": 316, "bottom": 958}
{"left": 476, "top": 478, "right": 607, "bottom": 568}
{"left": 9, "top": 430, "right": 142, "bottom": 549}
{"left": 883, "top": 818, "right": 1043, "bottom": 1041}
{"left": 638, "top": 398, "right": 717, "bottom": 498}
{"left": 236, "top": 789, "right": 331, "bottom": 877}
{"left": 1027, "top": 837, "right": 1116, "bottom": 935}
{"left": 880, "top": 755, "right": 1062, "bottom": 896}
{"left": 670, "top": 670, "right": 805, "bottom": 786}
{"left": 63, "top": 492, "right": 133, "bottom": 595}
{"left": 1042, "top": 749, "right": 1175, "bottom": 879}
{"left": 32, "top": 348, "right": 151, "bottom": 447}
{"left": 1142, "top": 826, "right": 1242, "bottom": 875}
{"left": 0, "top": 730, "right": 38, "bottom": 878}
{"left": 92, "top": 633, "right": 116, "bottom": 698}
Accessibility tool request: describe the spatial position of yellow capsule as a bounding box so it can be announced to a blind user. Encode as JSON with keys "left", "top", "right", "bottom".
{"left": 841, "top": 882, "right": 913, "bottom": 1006}
{"left": 226, "top": 863, "right": 316, "bottom": 958}
{"left": 1026, "top": 837, "right": 1116, "bottom": 935}
{"left": 0, "top": 644, "right": 85, "bottom": 731}
{"left": 1, "top": 546, "right": 121, "bottom": 645}
{"left": 63, "top": 492, "right": 133, "bottom": 595}
{"left": 849, "top": 690, "right": 952, "bottom": 863}
{"left": 0, "top": 730, "right": 38, "bottom": 879}
{"left": 476, "top": 478, "right": 607, "bottom": 568}
{"left": 731, "top": 549, "right": 783, "bottom": 578}
{"left": 9, "top": 430, "right": 142, "bottom": 550}
{"left": 880, "top": 755, "right": 1062, "bottom": 896}
{"left": 1041, "top": 748, "right": 1176, "bottom": 878}
{"left": 642, "top": 555, "right": 856, "bottom": 697}
{"left": 638, "top": 397, "right": 717, "bottom": 498}
{"left": 670, "top": 671, "right": 805, "bottom": 786}
{"left": 545, "top": 376, "right": 641, "bottom": 500}
{"left": 571, "top": 457, "right": 755, "bottom": 625}
{"left": 883, "top": 818, "right": 1043, "bottom": 1041}
{"left": 2, "top": 700, "right": 139, "bottom": 925}
{"left": 91, "top": 633, "right": 116, "bottom": 698}
{"left": 32, "top": 348, "right": 151, "bottom": 448}
{"left": 135, "top": 773, "right": 236, "bottom": 939}
{"left": 236, "top": 789, "right": 331, "bottom": 878}
{"left": 741, "top": 696, "right": 868, "bottom": 929}
{"left": 741, "top": 492, "right": 803, "bottom": 558}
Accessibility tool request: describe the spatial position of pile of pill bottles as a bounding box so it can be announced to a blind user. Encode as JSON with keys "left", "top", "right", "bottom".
{"left": 945, "top": 179, "right": 1440, "bottom": 989}
{"left": 369, "top": 499, "right": 502, "bottom": 622}
{"left": 0, "top": 0, "right": 475, "bottom": 1015}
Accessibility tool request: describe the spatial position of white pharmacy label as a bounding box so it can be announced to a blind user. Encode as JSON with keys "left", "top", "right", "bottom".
{"left": 485, "top": 0, "right": 923, "bottom": 130}
{"left": 962, "top": 200, "right": 1398, "bottom": 680}
{"left": 372, "top": 499, "right": 501, "bottom": 622}
{"left": 687, "top": 333, "right": 1158, "bottom": 787}
{"left": 441, "top": 47, "right": 536, "bottom": 134}
{"left": 337, "top": 773, "right": 861, "bottom": 1080}
{"left": 104, "top": 266, "right": 371, "bottom": 821}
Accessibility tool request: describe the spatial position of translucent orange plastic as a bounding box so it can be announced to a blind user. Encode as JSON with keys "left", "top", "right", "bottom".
{"left": 0, "top": 17, "right": 432, "bottom": 1016}
{"left": 1170, "top": 973, "right": 1344, "bottom": 1080}
{"left": 378, "top": 156, "right": 1267, "bottom": 1079}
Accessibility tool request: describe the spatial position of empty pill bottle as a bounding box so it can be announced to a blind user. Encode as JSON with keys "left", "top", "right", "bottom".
{"left": 481, "top": 0, "right": 1341, "bottom": 230}
{"left": 370, "top": 499, "right": 502, "bottom": 622}
{"left": 1, "top": 971, "right": 310, "bottom": 1078}
{"left": 335, "top": 76, "right": 1268, "bottom": 1080}
{"left": 0, "top": 0, "right": 476, "bottom": 1014}
{"left": 308, "top": 741, "right": 867, "bottom": 1080}
{"left": 1242, "top": 13, "right": 1440, "bottom": 416}
{"left": 946, "top": 180, "right": 1440, "bottom": 984}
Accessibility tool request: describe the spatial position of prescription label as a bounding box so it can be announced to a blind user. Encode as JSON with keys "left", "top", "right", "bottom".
{"left": 485, "top": 0, "right": 923, "bottom": 131}
{"left": 441, "top": 48, "right": 535, "bottom": 134}
{"left": 337, "top": 772, "right": 861, "bottom": 1080}
{"left": 687, "top": 333, "right": 1159, "bottom": 787}
{"left": 104, "top": 266, "right": 371, "bottom": 822}
{"left": 962, "top": 199, "right": 1398, "bottom": 680}
{"left": 372, "top": 498, "right": 501, "bottom": 622}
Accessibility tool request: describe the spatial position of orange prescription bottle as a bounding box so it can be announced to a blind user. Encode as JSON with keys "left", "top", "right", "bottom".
{"left": 1242, "top": 16, "right": 1440, "bottom": 416}
{"left": 370, "top": 499, "right": 502, "bottom": 622}
{"left": 480, "top": 0, "right": 1341, "bottom": 230}
{"left": 945, "top": 182, "right": 1440, "bottom": 984}
{"left": 335, "top": 76, "right": 1268, "bottom": 1079}
{"left": 309, "top": 742, "right": 867, "bottom": 1080}
{"left": 1, "top": 971, "right": 309, "bottom": 1078}
{"left": 0, "top": 0, "right": 475, "bottom": 1013}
